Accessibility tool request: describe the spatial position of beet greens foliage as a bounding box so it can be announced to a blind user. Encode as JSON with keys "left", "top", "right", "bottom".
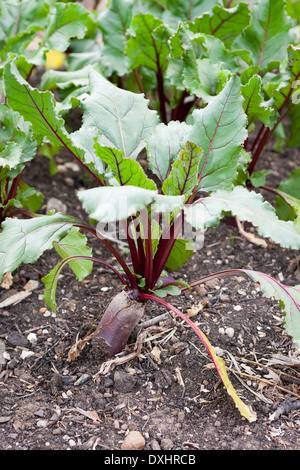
{"left": 0, "top": 0, "right": 300, "bottom": 422}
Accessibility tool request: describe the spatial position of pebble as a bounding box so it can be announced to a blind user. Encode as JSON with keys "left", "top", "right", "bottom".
{"left": 20, "top": 350, "right": 35, "bottom": 360}
{"left": 46, "top": 197, "right": 67, "bottom": 214}
{"left": 160, "top": 438, "right": 174, "bottom": 450}
{"left": 120, "top": 431, "right": 145, "bottom": 450}
{"left": 64, "top": 177, "right": 75, "bottom": 187}
{"left": 36, "top": 420, "right": 48, "bottom": 428}
{"left": 233, "top": 305, "right": 242, "bottom": 311}
{"left": 27, "top": 332, "right": 37, "bottom": 344}
{"left": 225, "top": 327, "right": 235, "bottom": 338}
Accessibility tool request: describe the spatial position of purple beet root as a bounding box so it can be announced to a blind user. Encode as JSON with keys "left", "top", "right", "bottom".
{"left": 92, "top": 290, "right": 145, "bottom": 357}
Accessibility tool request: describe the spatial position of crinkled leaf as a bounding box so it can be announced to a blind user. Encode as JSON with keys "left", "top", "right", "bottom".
{"left": 78, "top": 186, "right": 157, "bottom": 223}
{"left": 0, "top": 142, "right": 22, "bottom": 171}
{"left": 146, "top": 121, "right": 192, "bottom": 183}
{"left": 184, "top": 186, "right": 300, "bottom": 249}
{"left": 37, "top": 2, "right": 89, "bottom": 54}
{"left": 78, "top": 186, "right": 184, "bottom": 223}
{"left": 0, "top": 213, "right": 80, "bottom": 282}
{"left": 189, "top": 2, "right": 251, "bottom": 46}
{"left": 168, "top": 26, "right": 239, "bottom": 99}
{"left": 160, "top": 0, "right": 219, "bottom": 26}
{"left": 188, "top": 75, "right": 248, "bottom": 192}
{"left": 98, "top": 0, "right": 134, "bottom": 75}
{"left": 79, "top": 70, "right": 159, "bottom": 159}
{"left": 0, "top": 105, "right": 37, "bottom": 178}
{"left": 182, "top": 56, "right": 223, "bottom": 103}
{"left": 162, "top": 142, "right": 203, "bottom": 197}
{"left": 94, "top": 142, "right": 156, "bottom": 190}
{"left": 0, "top": 0, "right": 49, "bottom": 59}
{"left": 235, "top": 0, "right": 292, "bottom": 70}
{"left": 271, "top": 45, "right": 300, "bottom": 112}
{"left": 40, "top": 64, "right": 103, "bottom": 91}
{"left": 3, "top": 58, "right": 104, "bottom": 180}
{"left": 241, "top": 75, "right": 278, "bottom": 128}
{"left": 126, "top": 13, "right": 171, "bottom": 74}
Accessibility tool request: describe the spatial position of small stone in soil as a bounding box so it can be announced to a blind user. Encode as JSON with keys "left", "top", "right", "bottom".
{"left": 120, "top": 431, "right": 145, "bottom": 450}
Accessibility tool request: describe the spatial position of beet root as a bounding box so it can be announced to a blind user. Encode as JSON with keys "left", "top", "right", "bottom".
{"left": 91, "top": 290, "right": 145, "bottom": 357}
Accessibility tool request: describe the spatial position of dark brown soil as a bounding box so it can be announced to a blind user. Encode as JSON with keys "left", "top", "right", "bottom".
{"left": 0, "top": 134, "right": 300, "bottom": 452}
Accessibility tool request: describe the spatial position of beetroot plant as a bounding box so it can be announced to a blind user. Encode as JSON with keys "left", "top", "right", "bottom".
{"left": 1, "top": 54, "right": 300, "bottom": 422}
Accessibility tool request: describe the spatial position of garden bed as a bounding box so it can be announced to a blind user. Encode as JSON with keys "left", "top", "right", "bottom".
{"left": 0, "top": 141, "right": 299, "bottom": 451}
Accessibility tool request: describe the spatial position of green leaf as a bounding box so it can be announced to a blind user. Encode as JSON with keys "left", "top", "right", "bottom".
{"left": 146, "top": 121, "right": 192, "bottom": 183}
{"left": 3, "top": 58, "right": 104, "bottom": 180}
{"left": 40, "top": 64, "right": 103, "bottom": 91}
{"left": 277, "top": 191, "right": 300, "bottom": 233}
{"left": 271, "top": 45, "right": 300, "bottom": 112}
{"left": 165, "top": 239, "right": 194, "bottom": 271}
{"left": 37, "top": 2, "right": 89, "bottom": 54}
{"left": 79, "top": 70, "right": 159, "bottom": 159}
{"left": 0, "top": 0, "right": 49, "bottom": 59}
{"left": 42, "top": 251, "right": 93, "bottom": 313}
{"left": 126, "top": 13, "right": 171, "bottom": 74}
{"left": 78, "top": 186, "right": 185, "bottom": 223}
{"left": 188, "top": 75, "right": 248, "bottom": 192}
{"left": 0, "top": 105, "right": 37, "bottom": 178}
{"left": 182, "top": 56, "right": 223, "bottom": 103}
{"left": 184, "top": 186, "right": 300, "bottom": 249}
{"left": 0, "top": 142, "right": 22, "bottom": 171}
{"left": 16, "top": 181, "right": 43, "bottom": 213}
{"left": 98, "top": 0, "right": 134, "bottom": 75}
{"left": 153, "top": 284, "right": 182, "bottom": 297}
{"left": 162, "top": 142, "right": 203, "bottom": 197}
{"left": 53, "top": 226, "right": 93, "bottom": 281}
{"left": 249, "top": 170, "right": 272, "bottom": 188}
{"left": 276, "top": 168, "right": 300, "bottom": 224}
{"left": 168, "top": 25, "right": 239, "bottom": 100}
{"left": 287, "top": 103, "right": 300, "bottom": 148}
{"left": 189, "top": 2, "right": 251, "bottom": 46}
{"left": 78, "top": 186, "right": 157, "bottom": 223}
{"left": 94, "top": 143, "right": 156, "bottom": 190}
{"left": 160, "top": 0, "right": 219, "bottom": 26}
{"left": 0, "top": 213, "right": 79, "bottom": 282}
{"left": 241, "top": 75, "right": 278, "bottom": 128}
{"left": 235, "top": 0, "right": 292, "bottom": 70}
{"left": 42, "top": 258, "right": 70, "bottom": 312}
{"left": 244, "top": 270, "right": 300, "bottom": 351}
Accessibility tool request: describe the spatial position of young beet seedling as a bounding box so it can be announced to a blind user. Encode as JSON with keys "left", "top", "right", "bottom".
{"left": 1, "top": 60, "right": 300, "bottom": 423}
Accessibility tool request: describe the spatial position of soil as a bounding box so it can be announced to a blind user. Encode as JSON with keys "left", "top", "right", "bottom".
{"left": 0, "top": 115, "right": 300, "bottom": 451}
